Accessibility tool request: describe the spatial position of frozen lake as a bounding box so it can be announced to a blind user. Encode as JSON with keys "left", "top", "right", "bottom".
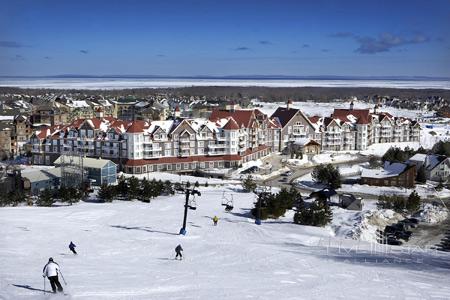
{"left": 1, "top": 77, "right": 449, "bottom": 90}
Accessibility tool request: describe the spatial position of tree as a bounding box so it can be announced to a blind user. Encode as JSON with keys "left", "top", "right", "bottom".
{"left": 311, "top": 164, "right": 341, "bottom": 189}
{"left": 117, "top": 175, "right": 128, "bottom": 198}
{"left": 242, "top": 175, "right": 257, "bottom": 192}
{"left": 368, "top": 156, "right": 382, "bottom": 169}
{"left": 432, "top": 141, "right": 450, "bottom": 157}
{"left": 140, "top": 178, "right": 152, "bottom": 202}
{"left": 163, "top": 180, "right": 174, "bottom": 195}
{"left": 37, "top": 188, "right": 54, "bottom": 206}
{"left": 128, "top": 176, "right": 140, "bottom": 200}
{"left": 406, "top": 190, "right": 421, "bottom": 212}
{"left": 293, "top": 196, "right": 332, "bottom": 227}
{"left": 98, "top": 183, "right": 115, "bottom": 202}
{"left": 416, "top": 165, "right": 426, "bottom": 183}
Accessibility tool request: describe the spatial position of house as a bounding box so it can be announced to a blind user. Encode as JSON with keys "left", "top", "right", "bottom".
{"left": 290, "top": 138, "right": 321, "bottom": 155}
{"left": 22, "top": 167, "right": 62, "bottom": 196}
{"left": 54, "top": 155, "right": 117, "bottom": 186}
{"left": 361, "top": 162, "right": 416, "bottom": 188}
{"left": 271, "top": 100, "right": 318, "bottom": 152}
{"left": 339, "top": 194, "right": 363, "bottom": 210}
{"left": 408, "top": 153, "right": 450, "bottom": 182}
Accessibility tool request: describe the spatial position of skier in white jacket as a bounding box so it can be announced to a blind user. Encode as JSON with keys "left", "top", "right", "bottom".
{"left": 42, "top": 258, "right": 63, "bottom": 293}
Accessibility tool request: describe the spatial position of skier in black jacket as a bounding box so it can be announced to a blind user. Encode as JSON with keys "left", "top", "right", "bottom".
{"left": 69, "top": 241, "right": 77, "bottom": 255}
{"left": 175, "top": 244, "right": 183, "bottom": 260}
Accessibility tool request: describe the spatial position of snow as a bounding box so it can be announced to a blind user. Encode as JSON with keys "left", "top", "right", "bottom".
{"left": 331, "top": 208, "right": 404, "bottom": 243}
{"left": 360, "top": 162, "right": 407, "bottom": 179}
{"left": 2, "top": 78, "right": 450, "bottom": 90}
{"left": 311, "top": 152, "right": 358, "bottom": 164}
{"left": 1, "top": 186, "right": 450, "bottom": 299}
{"left": 414, "top": 203, "right": 449, "bottom": 224}
{"left": 121, "top": 172, "right": 239, "bottom": 185}
{"left": 0, "top": 116, "right": 14, "bottom": 121}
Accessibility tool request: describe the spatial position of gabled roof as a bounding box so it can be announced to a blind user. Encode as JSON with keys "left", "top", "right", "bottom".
{"left": 222, "top": 117, "right": 240, "bottom": 130}
{"left": 126, "top": 120, "right": 148, "bottom": 133}
{"left": 332, "top": 109, "right": 370, "bottom": 125}
{"left": 209, "top": 109, "right": 257, "bottom": 128}
{"left": 270, "top": 107, "right": 298, "bottom": 127}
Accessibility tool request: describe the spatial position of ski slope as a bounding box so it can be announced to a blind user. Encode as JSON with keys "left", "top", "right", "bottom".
{"left": 1, "top": 186, "right": 450, "bottom": 299}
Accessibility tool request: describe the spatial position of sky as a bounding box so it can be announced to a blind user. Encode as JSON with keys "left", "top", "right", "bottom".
{"left": 1, "top": 0, "right": 449, "bottom": 77}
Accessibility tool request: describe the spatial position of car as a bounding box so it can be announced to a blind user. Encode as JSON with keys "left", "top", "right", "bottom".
{"left": 283, "top": 171, "right": 293, "bottom": 176}
{"left": 279, "top": 177, "right": 289, "bottom": 183}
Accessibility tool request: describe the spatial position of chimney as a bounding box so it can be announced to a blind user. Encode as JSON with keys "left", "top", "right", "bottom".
{"left": 174, "top": 105, "right": 181, "bottom": 118}
{"left": 350, "top": 101, "right": 354, "bottom": 111}
{"left": 287, "top": 99, "right": 293, "bottom": 110}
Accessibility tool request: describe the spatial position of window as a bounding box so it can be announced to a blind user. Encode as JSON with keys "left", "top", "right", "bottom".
{"left": 165, "top": 150, "right": 171, "bottom": 156}
{"left": 167, "top": 164, "right": 172, "bottom": 171}
{"left": 183, "top": 163, "right": 189, "bottom": 170}
{"left": 176, "top": 164, "right": 181, "bottom": 170}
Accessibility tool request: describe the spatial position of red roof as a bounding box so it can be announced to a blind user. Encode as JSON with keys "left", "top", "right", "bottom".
{"left": 309, "top": 116, "right": 320, "bottom": 124}
{"left": 222, "top": 117, "right": 240, "bottom": 130}
{"left": 126, "top": 120, "right": 148, "bottom": 133}
{"left": 209, "top": 109, "right": 257, "bottom": 128}
{"left": 332, "top": 109, "right": 370, "bottom": 125}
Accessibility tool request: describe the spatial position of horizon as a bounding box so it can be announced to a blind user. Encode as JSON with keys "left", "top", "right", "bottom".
{"left": 1, "top": 0, "right": 450, "bottom": 77}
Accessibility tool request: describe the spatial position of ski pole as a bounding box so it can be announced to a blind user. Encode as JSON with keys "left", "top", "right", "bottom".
{"left": 59, "top": 270, "right": 67, "bottom": 285}
{"left": 43, "top": 277, "right": 46, "bottom": 294}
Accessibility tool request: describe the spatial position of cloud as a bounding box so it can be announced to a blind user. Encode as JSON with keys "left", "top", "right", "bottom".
{"left": 10, "top": 54, "right": 25, "bottom": 61}
{"left": 355, "top": 33, "right": 429, "bottom": 54}
{"left": 0, "top": 41, "right": 30, "bottom": 48}
{"left": 234, "top": 46, "right": 250, "bottom": 51}
{"left": 259, "top": 40, "right": 272, "bottom": 45}
{"left": 330, "top": 32, "right": 430, "bottom": 54}
{"left": 79, "top": 49, "right": 89, "bottom": 54}
{"left": 302, "top": 44, "right": 310, "bottom": 48}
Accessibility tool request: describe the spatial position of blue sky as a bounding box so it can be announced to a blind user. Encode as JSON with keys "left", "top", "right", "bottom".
{"left": 1, "top": 0, "right": 449, "bottom": 77}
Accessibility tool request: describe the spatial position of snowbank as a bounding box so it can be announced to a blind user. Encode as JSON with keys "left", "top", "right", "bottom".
{"left": 414, "top": 203, "right": 449, "bottom": 223}
{"left": 332, "top": 208, "right": 404, "bottom": 243}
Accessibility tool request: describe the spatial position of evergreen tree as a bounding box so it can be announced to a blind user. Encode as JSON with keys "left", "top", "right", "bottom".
{"left": 165, "top": 180, "right": 175, "bottom": 195}
{"left": 117, "top": 175, "right": 128, "bottom": 198}
{"left": 194, "top": 181, "right": 200, "bottom": 188}
{"left": 311, "top": 164, "right": 341, "bottom": 189}
{"left": 406, "top": 190, "right": 421, "bottom": 212}
{"left": 293, "top": 196, "right": 332, "bottom": 227}
{"left": 128, "top": 176, "right": 140, "bottom": 200}
{"left": 98, "top": 183, "right": 115, "bottom": 202}
{"left": 37, "top": 188, "right": 54, "bottom": 206}
{"left": 242, "top": 175, "right": 257, "bottom": 192}
{"left": 140, "top": 178, "right": 152, "bottom": 202}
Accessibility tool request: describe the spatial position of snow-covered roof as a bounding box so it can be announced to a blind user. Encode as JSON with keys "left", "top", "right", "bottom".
{"left": 361, "top": 162, "right": 409, "bottom": 179}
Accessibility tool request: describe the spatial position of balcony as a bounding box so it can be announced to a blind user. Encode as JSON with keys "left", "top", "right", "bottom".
{"left": 208, "top": 150, "right": 226, "bottom": 156}
{"left": 216, "top": 135, "right": 227, "bottom": 141}
{"left": 209, "top": 144, "right": 226, "bottom": 149}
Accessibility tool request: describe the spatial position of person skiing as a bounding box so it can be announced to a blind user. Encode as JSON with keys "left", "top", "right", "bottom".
{"left": 213, "top": 215, "right": 219, "bottom": 226}
{"left": 175, "top": 244, "right": 183, "bottom": 260}
{"left": 42, "top": 257, "right": 63, "bottom": 293}
{"left": 69, "top": 241, "right": 77, "bottom": 254}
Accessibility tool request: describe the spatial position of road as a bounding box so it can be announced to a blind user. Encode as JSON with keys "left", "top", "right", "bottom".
{"left": 260, "top": 154, "right": 371, "bottom": 194}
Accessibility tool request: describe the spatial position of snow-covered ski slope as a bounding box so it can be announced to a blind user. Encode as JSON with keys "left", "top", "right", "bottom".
{"left": 1, "top": 186, "right": 450, "bottom": 299}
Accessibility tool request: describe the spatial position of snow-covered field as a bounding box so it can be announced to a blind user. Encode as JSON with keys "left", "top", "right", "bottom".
{"left": 253, "top": 100, "right": 435, "bottom": 119}
{"left": 1, "top": 185, "right": 450, "bottom": 299}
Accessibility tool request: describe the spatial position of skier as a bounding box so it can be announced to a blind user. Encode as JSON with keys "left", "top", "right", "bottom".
{"left": 175, "top": 244, "right": 183, "bottom": 260}
{"left": 213, "top": 215, "right": 219, "bottom": 226}
{"left": 42, "top": 257, "right": 63, "bottom": 293}
{"left": 69, "top": 241, "right": 77, "bottom": 255}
